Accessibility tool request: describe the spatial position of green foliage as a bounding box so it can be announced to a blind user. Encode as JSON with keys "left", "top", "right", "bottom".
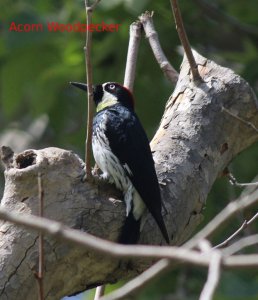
{"left": 216, "top": 270, "right": 258, "bottom": 300}
{"left": 0, "top": 0, "right": 258, "bottom": 299}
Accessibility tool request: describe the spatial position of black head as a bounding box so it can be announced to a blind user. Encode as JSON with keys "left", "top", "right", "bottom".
{"left": 70, "top": 81, "right": 134, "bottom": 112}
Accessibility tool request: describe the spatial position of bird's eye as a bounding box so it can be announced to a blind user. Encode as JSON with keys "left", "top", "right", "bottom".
{"left": 109, "top": 84, "right": 116, "bottom": 90}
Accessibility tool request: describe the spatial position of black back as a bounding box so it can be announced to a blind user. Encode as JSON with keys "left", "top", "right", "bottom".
{"left": 99, "top": 104, "right": 169, "bottom": 243}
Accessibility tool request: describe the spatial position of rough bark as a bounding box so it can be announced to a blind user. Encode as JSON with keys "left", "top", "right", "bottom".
{"left": 0, "top": 51, "right": 258, "bottom": 299}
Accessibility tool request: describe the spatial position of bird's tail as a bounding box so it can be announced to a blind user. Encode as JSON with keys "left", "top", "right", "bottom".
{"left": 153, "top": 213, "right": 170, "bottom": 244}
{"left": 118, "top": 211, "right": 141, "bottom": 244}
{"left": 118, "top": 210, "right": 170, "bottom": 244}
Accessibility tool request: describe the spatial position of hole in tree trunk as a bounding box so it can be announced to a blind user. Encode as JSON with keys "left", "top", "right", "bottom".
{"left": 16, "top": 150, "right": 37, "bottom": 169}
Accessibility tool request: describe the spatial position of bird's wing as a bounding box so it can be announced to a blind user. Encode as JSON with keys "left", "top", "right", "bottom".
{"left": 105, "top": 107, "right": 169, "bottom": 243}
{"left": 105, "top": 107, "right": 163, "bottom": 221}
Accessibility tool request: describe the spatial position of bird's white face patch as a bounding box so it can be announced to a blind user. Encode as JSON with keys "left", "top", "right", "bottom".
{"left": 96, "top": 83, "right": 118, "bottom": 112}
{"left": 102, "top": 89, "right": 117, "bottom": 103}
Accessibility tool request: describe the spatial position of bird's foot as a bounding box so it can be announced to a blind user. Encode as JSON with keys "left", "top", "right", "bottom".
{"left": 99, "top": 172, "right": 114, "bottom": 184}
{"left": 80, "top": 166, "right": 96, "bottom": 183}
{"left": 109, "top": 197, "right": 122, "bottom": 205}
{"left": 90, "top": 168, "right": 114, "bottom": 185}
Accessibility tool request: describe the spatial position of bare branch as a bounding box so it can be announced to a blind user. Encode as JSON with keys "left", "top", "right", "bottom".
{"left": 231, "top": 181, "right": 258, "bottom": 188}
{"left": 246, "top": 211, "right": 258, "bottom": 226}
{"left": 169, "top": 0, "right": 202, "bottom": 82}
{"left": 185, "top": 188, "right": 258, "bottom": 248}
{"left": 1, "top": 204, "right": 258, "bottom": 270}
{"left": 214, "top": 211, "right": 258, "bottom": 249}
{"left": 223, "top": 234, "right": 258, "bottom": 256}
{"left": 100, "top": 260, "right": 170, "bottom": 300}
{"left": 215, "top": 220, "right": 247, "bottom": 250}
{"left": 84, "top": 0, "right": 101, "bottom": 179}
{"left": 36, "top": 173, "right": 44, "bottom": 300}
{"left": 123, "top": 21, "right": 142, "bottom": 92}
{"left": 94, "top": 286, "right": 106, "bottom": 300}
{"left": 199, "top": 251, "right": 222, "bottom": 300}
{"left": 224, "top": 254, "right": 258, "bottom": 268}
{"left": 198, "top": 239, "right": 212, "bottom": 252}
{"left": 0, "top": 207, "right": 207, "bottom": 264}
{"left": 100, "top": 253, "right": 258, "bottom": 300}
{"left": 139, "top": 11, "right": 178, "bottom": 85}
{"left": 108, "top": 187, "right": 258, "bottom": 299}
{"left": 0, "top": 146, "right": 14, "bottom": 169}
{"left": 227, "top": 172, "right": 258, "bottom": 187}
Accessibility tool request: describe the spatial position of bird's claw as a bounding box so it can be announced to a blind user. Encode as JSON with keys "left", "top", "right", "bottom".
{"left": 98, "top": 172, "right": 114, "bottom": 184}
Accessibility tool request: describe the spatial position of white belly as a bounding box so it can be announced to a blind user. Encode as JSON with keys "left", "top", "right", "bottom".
{"left": 92, "top": 132, "right": 145, "bottom": 220}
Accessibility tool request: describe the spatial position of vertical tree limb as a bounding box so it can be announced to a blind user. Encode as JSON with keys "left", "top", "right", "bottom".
{"left": 94, "top": 285, "right": 106, "bottom": 300}
{"left": 36, "top": 173, "right": 44, "bottom": 300}
{"left": 84, "top": 0, "right": 101, "bottom": 179}
{"left": 199, "top": 251, "right": 222, "bottom": 300}
{"left": 139, "top": 11, "right": 178, "bottom": 85}
{"left": 169, "top": 0, "right": 202, "bottom": 82}
{"left": 84, "top": 2, "right": 104, "bottom": 297}
{"left": 123, "top": 21, "right": 142, "bottom": 92}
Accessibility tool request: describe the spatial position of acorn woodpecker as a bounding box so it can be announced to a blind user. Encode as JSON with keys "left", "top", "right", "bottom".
{"left": 70, "top": 81, "right": 169, "bottom": 244}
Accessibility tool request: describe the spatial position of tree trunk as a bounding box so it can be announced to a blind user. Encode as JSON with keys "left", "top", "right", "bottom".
{"left": 0, "top": 51, "right": 258, "bottom": 299}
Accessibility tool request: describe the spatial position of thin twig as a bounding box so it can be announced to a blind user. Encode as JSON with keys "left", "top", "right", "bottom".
{"left": 123, "top": 21, "right": 142, "bottom": 92}
{"left": 246, "top": 211, "right": 258, "bottom": 226}
{"left": 227, "top": 172, "right": 258, "bottom": 187}
{"left": 169, "top": 0, "right": 202, "bottom": 82}
{"left": 222, "top": 234, "right": 258, "bottom": 256}
{"left": 185, "top": 188, "right": 258, "bottom": 248}
{"left": 139, "top": 11, "right": 179, "bottom": 85}
{"left": 94, "top": 285, "right": 106, "bottom": 300}
{"left": 100, "top": 260, "right": 170, "bottom": 300}
{"left": 231, "top": 181, "right": 258, "bottom": 187}
{"left": 199, "top": 251, "right": 222, "bottom": 300}
{"left": 100, "top": 255, "right": 258, "bottom": 300}
{"left": 214, "top": 211, "right": 258, "bottom": 249}
{"left": 0, "top": 207, "right": 209, "bottom": 264}
{"left": 85, "top": 5, "right": 103, "bottom": 296}
{"left": 37, "top": 172, "right": 44, "bottom": 300}
{"left": 2, "top": 205, "right": 258, "bottom": 269}
{"left": 214, "top": 220, "right": 247, "bottom": 249}
{"left": 222, "top": 106, "right": 258, "bottom": 134}
{"left": 223, "top": 167, "right": 258, "bottom": 187}
{"left": 84, "top": 0, "right": 101, "bottom": 179}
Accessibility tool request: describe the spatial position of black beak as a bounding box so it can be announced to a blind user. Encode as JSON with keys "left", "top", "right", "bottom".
{"left": 69, "top": 81, "right": 88, "bottom": 92}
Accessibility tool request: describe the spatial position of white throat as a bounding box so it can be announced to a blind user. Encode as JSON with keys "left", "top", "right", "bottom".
{"left": 96, "top": 89, "right": 118, "bottom": 112}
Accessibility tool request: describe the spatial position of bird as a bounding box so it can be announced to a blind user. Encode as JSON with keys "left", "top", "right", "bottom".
{"left": 70, "top": 81, "right": 169, "bottom": 245}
